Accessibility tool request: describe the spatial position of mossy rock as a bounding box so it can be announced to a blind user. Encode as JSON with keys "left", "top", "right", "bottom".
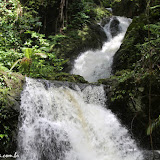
{"left": 0, "top": 71, "right": 24, "bottom": 154}
{"left": 0, "top": 71, "right": 24, "bottom": 110}
{"left": 47, "top": 72, "right": 88, "bottom": 83}
{"left": 112, "top": 13, "right": 148, "bottom": 73}
{"left": 51, "top": 23, "right": 108, "bottom": 72}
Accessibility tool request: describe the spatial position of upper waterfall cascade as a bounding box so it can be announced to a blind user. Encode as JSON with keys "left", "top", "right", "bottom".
{"left": 18, "top": 78, "right": 143, "bottom": 160}
{"left": 71, "top": 16, "right": 132, "bottom": 82}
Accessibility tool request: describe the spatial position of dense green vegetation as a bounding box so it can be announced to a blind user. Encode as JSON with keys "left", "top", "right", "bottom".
{"left": 0, "top": 70, "right": 24, "bottom": 154}
{"left": 108, "top": 0, "right": 160, "bottom": 150}
{"left": 0, "top": 0, "right": 111, "bottom": 77}
{"left": 0, "top": 0, "right": 111, "bottom": 154}
{"left": 0, "top": 0, "right": 159, "bottom": 154}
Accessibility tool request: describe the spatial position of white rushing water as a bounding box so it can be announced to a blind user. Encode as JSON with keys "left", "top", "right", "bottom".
{"left": 17, "top": 16, "right": 144, "bottom": 160}
{"left": 18, "top": 78, "right": 143, "bottom": 160}
{"left": 71, "top": 17, "right": 132, "bottom": 82}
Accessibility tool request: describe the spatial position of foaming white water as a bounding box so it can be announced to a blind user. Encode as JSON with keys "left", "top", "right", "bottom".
{"left": 71, "top": 17, "right": 132, "bottom": 82}
{"left": 18, "top": 77, "right": 143, "bottom": 160}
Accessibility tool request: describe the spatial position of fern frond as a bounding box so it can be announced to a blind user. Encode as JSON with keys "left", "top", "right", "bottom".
{"left": 22, "top": 48, "right": 34, "bottom": 59}
{"left": 9, "top": 59, "right": 22, "bottom": 72}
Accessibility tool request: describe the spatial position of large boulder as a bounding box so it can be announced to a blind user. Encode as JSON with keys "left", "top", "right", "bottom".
{"left": 110, "top": 16, "right": 121, "bottom": 37}
{"left": 101, "top": 16, "right": 121, "bottom": 38}
{"left": 52, "top": 24, "right": 108, "bottom": 72}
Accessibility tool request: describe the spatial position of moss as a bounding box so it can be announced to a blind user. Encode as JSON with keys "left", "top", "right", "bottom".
{"left": 0, "top": 71, "right": 24, "bottom": 154}
{"left": 107, "top": 6, "right": 160, "bottom": 149}
{"left": 50, "top": 22, "right": 108, "bottom": 72}
{"left": 47, "top": 72, "right": 88, "bottom": 83}
{"left": 93, "top": 6, "right": 111, "bottom": 21}
{"left": 112, "top": 13, "right": 148, "bottom": 73}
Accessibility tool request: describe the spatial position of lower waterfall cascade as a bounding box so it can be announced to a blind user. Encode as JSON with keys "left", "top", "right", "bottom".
{"left": 18, "top": 78, "right": 143, "bottom": 160}
{"left": 17, "top": 16, "right": 144, "bottom": 160}
{"left": 71, "top": 16, "right": 132, "bottom": 82}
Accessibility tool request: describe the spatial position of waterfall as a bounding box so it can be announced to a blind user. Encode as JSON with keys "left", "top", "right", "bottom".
{"left": 18, "top": 78, "right": 143, "bottom": 160}
{"left": 71, "top": 16, "right": 132, "bottom": 82}
{"left": 17, "top": 15, "right": 144, "bottom": 160}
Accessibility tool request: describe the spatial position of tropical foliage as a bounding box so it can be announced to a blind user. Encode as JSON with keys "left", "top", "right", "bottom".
{"left": 0, "top": 0, "right": 111, "bottom": 154}
{"left": 0, "top": 0, "right": 159, "bottom": 153}
{"left": 107, "top": 0, "right": 160, "bottom": 149}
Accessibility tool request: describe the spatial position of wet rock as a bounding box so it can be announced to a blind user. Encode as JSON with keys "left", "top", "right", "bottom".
{"left": 143, "top": 150, "right": 160, "bottom": 160}
{"left": 61, "top": 24, "right": 108, "bottom": 72}
{"left": 89, "top": 24, "right": 108, "bottom": 43}
{"left": 101, "top": 17, "right": 121, "bottom": 38}
{"left": 100, "top": 18, "right": 110, "bottom": 27}
{"left": 110, "top": 17, "right": 121, "bottom": 37}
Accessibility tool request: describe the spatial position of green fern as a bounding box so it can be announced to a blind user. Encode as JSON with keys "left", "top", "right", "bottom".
{"left": 150, "top": 5, "right": 160, "bottom": 9}
{"left": 22, "top": 48, "right": 34, "bottom": 59}
{"left": 9, "top": 48, "right": 34, "bottom": 72}
{"left": 9, "top": 59, "right": 22, "bottom": 72}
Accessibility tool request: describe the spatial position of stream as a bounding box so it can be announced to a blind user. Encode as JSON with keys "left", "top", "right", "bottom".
{"left": 17, "top": 16, "right": 144, "bottom": 160}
